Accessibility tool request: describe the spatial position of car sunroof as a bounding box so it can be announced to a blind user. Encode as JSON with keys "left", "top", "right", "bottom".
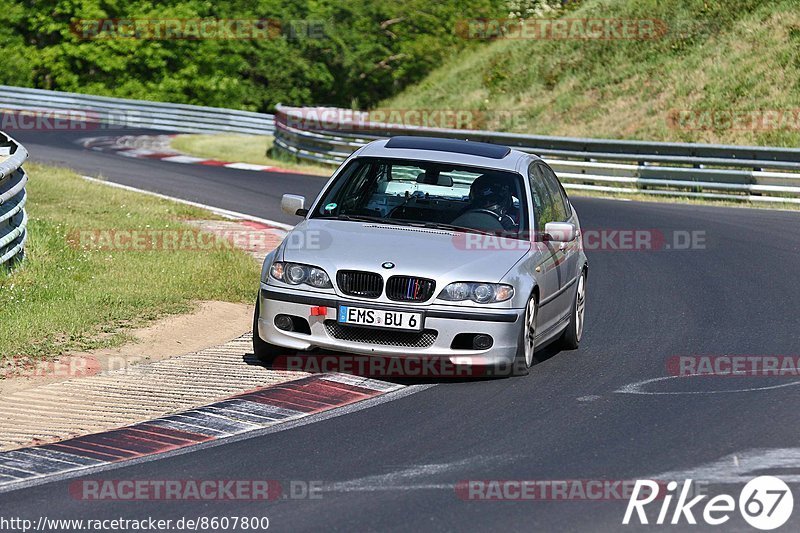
{"left": 384, "top": 136, "right": 511, "bottom": 159}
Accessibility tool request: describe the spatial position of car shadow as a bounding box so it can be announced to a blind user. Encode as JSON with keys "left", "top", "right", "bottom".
{"left": 243, "top": 342, "right": 567, "bottom": 386}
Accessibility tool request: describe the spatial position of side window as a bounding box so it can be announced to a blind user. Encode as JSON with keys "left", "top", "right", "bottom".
{"left": 527, "top": 163, "right": 556, "bottom": 232}
{"left": 316, "top": 161, "right": 374, "bottom": 215}
{"left": 539, "top": 163, "right": 570, "bottom": 221}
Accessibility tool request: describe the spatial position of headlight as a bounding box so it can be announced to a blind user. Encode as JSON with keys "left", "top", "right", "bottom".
{"left": 286, "top": 264, "right": 307, "bottom": 285}
{"left": 438, "top": 282, "right": 514, "bottom": 303}
{"left": 270, "top": 262, "right": 332, "bottom": 289}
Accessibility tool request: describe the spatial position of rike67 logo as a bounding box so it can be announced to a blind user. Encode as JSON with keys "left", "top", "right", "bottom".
{"left": 624, "top": 477, "right": 793, "bottom": 530}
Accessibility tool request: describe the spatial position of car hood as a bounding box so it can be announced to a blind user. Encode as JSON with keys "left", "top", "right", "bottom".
{"left": 280, "top": 219, "right": 530, "bottom": 283}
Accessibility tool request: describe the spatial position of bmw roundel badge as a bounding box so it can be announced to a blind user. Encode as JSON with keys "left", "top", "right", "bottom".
{"left": 382, "top": 262, "right": 395, "bottom": 269}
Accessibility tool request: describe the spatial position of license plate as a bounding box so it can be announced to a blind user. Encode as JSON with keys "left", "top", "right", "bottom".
{"left": 337, "top": 306, "right": 423, "bottom": 331}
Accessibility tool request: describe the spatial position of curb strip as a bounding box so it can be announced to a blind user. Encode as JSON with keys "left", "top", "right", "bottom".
{"left": 0, "top": 374, "right": 402, "bottom": 490}
{"left": 79, "top": 135, "right": 317, "bottom": 177}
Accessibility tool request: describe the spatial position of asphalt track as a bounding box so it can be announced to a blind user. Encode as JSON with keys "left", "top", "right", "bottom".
{"left": 4, "top": 127, "right": 800, "bottom": 531}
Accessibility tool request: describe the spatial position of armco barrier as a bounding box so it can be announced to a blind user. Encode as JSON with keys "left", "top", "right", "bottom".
{"left": 272, "top": 105, "right": 800, "bottom": 204}
{"left": 0, "top": 131, "right": 28, "bottom": 268}
{"left": 0, "top": 86, "right": 274, "bottom": 135}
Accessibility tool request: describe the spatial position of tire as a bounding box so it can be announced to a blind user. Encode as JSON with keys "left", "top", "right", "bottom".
{"left": 509, "top": 293, "right": 538, "bottom": 376}
{"left": 252, "top": 297, "right": 284, "bottom": 365}
{"left": 559, "top": 269, "right": 587, "bottom": 350}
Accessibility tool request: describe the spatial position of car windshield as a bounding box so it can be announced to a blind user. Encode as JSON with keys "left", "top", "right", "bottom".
{"left": 311, "top": 157, "right": 529, "bottom": 238}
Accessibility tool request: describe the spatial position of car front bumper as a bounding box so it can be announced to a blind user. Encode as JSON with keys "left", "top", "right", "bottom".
{"left": 257, "top": 285, "right": 523, "bottom": 367}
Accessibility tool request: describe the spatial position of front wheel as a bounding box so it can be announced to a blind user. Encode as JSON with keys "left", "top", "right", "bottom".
{"left": 510, "top": 294, "right": 538, "bottom": 376}
{"left": 559, "top": 269, "right": 586, "bottom": 350}
{"left": 252, "top": 297, "right": 284, "bottom": 365}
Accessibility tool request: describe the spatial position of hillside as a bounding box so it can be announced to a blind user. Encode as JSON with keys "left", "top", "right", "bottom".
{"left": 381, "top": 0, "right": 800, "bottom": 146}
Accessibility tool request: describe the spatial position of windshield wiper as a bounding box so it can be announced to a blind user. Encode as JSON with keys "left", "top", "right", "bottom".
{"left": 418, "top": 222, "right": 497, "bottom": 236}
{"left": 329, "top": 214, "right": 417, "bottom": 227}
{"left": 333, "top": 214, "right": 387, "bottom": 223}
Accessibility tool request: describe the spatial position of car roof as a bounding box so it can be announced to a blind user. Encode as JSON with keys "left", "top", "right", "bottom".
{"left": 385, "top": 136, "right": 511, "bottom": 159}
{"left": 356, "top": 136, "right": 537, "bottom": 173}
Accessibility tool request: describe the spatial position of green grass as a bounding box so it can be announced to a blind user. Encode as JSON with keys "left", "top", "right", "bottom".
{"left": 170, "top": 134, "right": 331, "bottom": 176}
{"left": 0, "top": 163, "right": 260, "bottom": 360}
{"left": 382, "top": 0, "right": 800, "bottom": 147}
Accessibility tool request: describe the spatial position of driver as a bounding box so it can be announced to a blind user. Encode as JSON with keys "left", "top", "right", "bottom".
{"left": 469, "top": 174, "right": 513, "bottom": 215}
{"left": 453, "top": 174, "right": 518, "bottom": 231}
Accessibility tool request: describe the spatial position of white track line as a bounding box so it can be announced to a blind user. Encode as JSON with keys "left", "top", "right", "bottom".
{"left": 224, "top": 162, "right": 273, "bottom": 171}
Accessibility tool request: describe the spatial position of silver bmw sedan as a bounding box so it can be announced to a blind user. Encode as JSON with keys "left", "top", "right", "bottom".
{"left": 254, "top": 136, "right": 588, "bottom": 377}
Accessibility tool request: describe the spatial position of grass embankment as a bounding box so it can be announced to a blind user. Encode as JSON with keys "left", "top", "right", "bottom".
{"left": 0, "top": 163, "right": 259, "bottom": 360}
{"left": 382, "top": 0, "right": 800, "bottom": 147}
{"left": 170, "top": 134, "right": 330, "bottom": 176}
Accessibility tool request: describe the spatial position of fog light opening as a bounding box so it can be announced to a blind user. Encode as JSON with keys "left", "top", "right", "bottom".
{"left": 473, "top": 334, "right": 493, "bottom": 350}
{"left": 274, "top": 314, "right": 294, "bottom": 332}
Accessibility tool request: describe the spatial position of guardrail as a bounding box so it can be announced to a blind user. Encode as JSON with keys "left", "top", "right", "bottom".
{"left": 0, "top": 86, "right": 275, "bottom": 135}
{"left": 0, "top": 131, "right": 28, "bottom": 268}
{"left": 273, "top": 104, "right": 800, "bottom": 204}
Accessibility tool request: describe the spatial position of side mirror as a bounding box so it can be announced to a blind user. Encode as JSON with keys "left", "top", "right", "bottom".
{"left": 544, "top": 222, "right": 576, "bottom": 243}
{"left": 281, "top": 194, "right": 307, "bottom": 216}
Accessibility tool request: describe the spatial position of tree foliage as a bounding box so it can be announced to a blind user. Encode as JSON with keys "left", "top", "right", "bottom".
{"left": 0, "top": 0, "right": 504, "bottom": 111}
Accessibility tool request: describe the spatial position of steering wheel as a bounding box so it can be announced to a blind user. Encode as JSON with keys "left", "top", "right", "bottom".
{"left": 451, "top": 208, "right": 507, "bottom": 232}
{"left": 456, "top": 208, "right": 517, "bottom": 230}
{"left": 462, "top": 208, "right": 502, "bottom": 220}
{"left": 498, "top": 214, "right": 517, "bottom": 230}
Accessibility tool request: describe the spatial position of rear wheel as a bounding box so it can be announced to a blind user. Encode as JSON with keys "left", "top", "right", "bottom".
{"left": 559, "top": 269, "right": 586, "bottom": 350}
{"left": 252, "top": 298, "right": 284, "bottom": 365}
